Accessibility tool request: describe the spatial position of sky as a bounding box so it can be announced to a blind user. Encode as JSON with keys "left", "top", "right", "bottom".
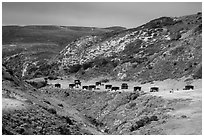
{"left": 2, "top": 2, "right": 202, "bottom": 28}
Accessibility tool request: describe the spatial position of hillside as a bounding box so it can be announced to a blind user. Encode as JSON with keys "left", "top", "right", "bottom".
{"left": 49, "top": 13, "right": 202, "bottom": 82}
{"left": 2, "top": 66, "right": 202, "bottom": 135}
{"left": 2, "top": 25, "right": 125, "bottom": 79}
{"left": 2, "top": 13, "right": 202, "bottom": 135}
{"left": 2, "top": 66, "right": 106, "bottom": 135}
{"left": 2, "top": 13, "right": 202, "bottom": 82}
{"left": 3, "top": 25, "right": 123, "bottom": 45}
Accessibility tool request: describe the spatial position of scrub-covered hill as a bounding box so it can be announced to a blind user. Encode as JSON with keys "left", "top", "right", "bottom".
{"left": 2, "top": 25, "right": 125, "bottom": 79}
{"left": 49, "top": 13, "right": 202, "bottom": 82}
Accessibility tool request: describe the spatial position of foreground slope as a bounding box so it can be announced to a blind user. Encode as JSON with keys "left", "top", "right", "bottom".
{"left": 2, "top": 61, "right": 202, "bottom": 135}
{"left": 2, "top": 66, "right": 104, "bottom": 135}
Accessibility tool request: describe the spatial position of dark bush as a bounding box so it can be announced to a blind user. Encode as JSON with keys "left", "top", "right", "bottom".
{"left": 44, "top": 77, "right": 48, "bottom": 81}
{"left": 197, "top": 12, "right": 202, "bottom": 15}
{"left": 61, "top": 116, "right": 74, "bottom": 125}
{"left": 27, "top": 81, "right": 47, "bottom": 89}
{"left": 111, "top": 60, "right": 119, "bottom": 68}
{"left": 170, "top": 32, "right": 181, "bottom": 40}
{"left": 129, "top": 93, "right": 140, "bottom": 100}
{"left": 149, "top": 115, "right": 158, "bottom": 121}
{"left": 82, "top": 62, "right": 93, "bottom": 70}
{"left": 44, "top": 100, "right": 51, "bottom": 105}
{"left": 68, "top": 64, "right": 81, "bottom": 73}
{"left": 47, "top": 75, "right": 58, "bottom": 80}
{"left": 58, "top": 104, "right": 64, "bottom": 107}
{"left": 181, "top": 115, "right": 187, "bottom": 118}
{"left": 193, "top": 65, "right": 202, "bottom": 79}
{"left": 28, "top": 67, "right": 38, "bottom": 73}
{"left": 133, "top": 57, "right": 148, "bottom": 64}
{"left": 86, "top": 115, "right": 103, "bottom": 127}
{"left": 130, "top": 115, "right": 158, "bottom": 132}
{"left": 193, "top": 24, "right": 202, "bottom": 34}
{"left": 6, "top": 68, "right": 14, "bottom": 76}
{"left": 2, "top": 127, "right": 15, "bottom": 135}
{"left": 34, "top": 71, "right": 43, "bottom": 77}
{"left": 170, "top": 46, "right": 185, "bottom": 56}
{"left": 2, "top": 71, "right": 14, "bottom": 81}
{"left": 47, "top": 108, "right": 57, "bottom": 114}
{"left": 16, "top": 128, "right": 25, "bottom": 134}
{"left": 123, "top": 39, "right": 143, "bottom": 55}
{"left": 65, "top": 92, "right": 70, "bottom": 97}
{"left": 94, "top": 57, "right": 110, "bottom": 67}
{"left": 126, "top": 102, "right": 136, "bottom": 109}
{"left": 57, "top": 125, "right": 71, "bottom": 135}
{"left": 100, "top": 79, "right": 109, "bottom": 83}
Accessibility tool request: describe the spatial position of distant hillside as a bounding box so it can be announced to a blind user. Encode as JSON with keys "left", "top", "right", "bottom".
{"left": 103, "top": 26, "right": 127, "bottom": 31}
{"left": 2, "top": 25, "right": 116, "bottom": 46}
{"left": 2, "top": 25, "right": 125, "bottom": 79}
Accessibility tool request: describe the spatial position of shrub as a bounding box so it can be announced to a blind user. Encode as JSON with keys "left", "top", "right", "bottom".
{"left": 133, "top": 57, "right": 148, "bottom": 64}
{"left": 27, "top": 81, "right": 47, "bottom": 89}
{"left": 170, "top": 32, "right": 181, "bottom": 40}
{"left": 170, "top": 46, "right": 185, "bottom": 56}
{"left": 100, "top": 79, "right": 109, "bottom": 83}
{"left": 130, "top": 115, "right": 159, "bottom": 132}
{"left": 47, "top": 108, "right": 57, "bottom": 114}
{"left": 129, "top": 93, "right": 140, "bottom": 100}
{"left": 86, "top": 115, "right": 103, "bottom": 127}
{"left": 82, "top": 62, "right": 93, "bottom": 70}
{"left": 58, "top": 104, "right": 64, "bottom": 107}
{"left": 193, "top": 24, "right": 202, "bottom": 34}
{"left": 181, "top": 115, "right": 187, "bottom": 118}
{"left": 57, "top": 125, "right": 71, "bottom": 135}
{"left": 93, "top": 57, "right": 110, "bottom": 67}
{"left": 34, "top": 71, "right": 43, "bottom": 77}
{"left": 47, "top": 75, "right": 58, "bottom": 80}
{"left": 123, "top": 39, "right": 142, "bottom": 55}
{"left": 126, "top": 102, "right": 136, "bottom": 109}
{"left": 6, "top": 68, "right": 14, "bottom": 76}
{"left": 149, "top": 115, "right": 158, "bottom": 121}
{"left": 130, "top": 116, "right": 150, "bottom": 131}
{"left": 2, "top": 70, "right": 14, "bottom": 81}
{"left": 197, "top": 12, "right": 202, "bottom": 15}
{"left": 61, "top": 116, "right": 74, "bottom": 125}
{"left": 44, "top": 100, "right": 51, "bottom": 105}
{"left": 68, "top": 64, "right": 81, "bottom": 73}
{"left": 192, "top": 65, "right": 202, "bottom": 79}
{"left": 111, "top": 60, "right": 119, "bottom": 68}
